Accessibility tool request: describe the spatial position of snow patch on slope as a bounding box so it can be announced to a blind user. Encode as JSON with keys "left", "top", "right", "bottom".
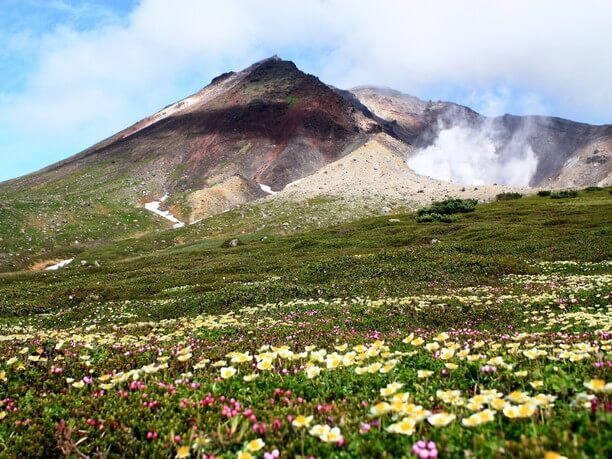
{"left": 259, "top": 184, "right": 277, "bottom": 194}
{"left": 144, "top": 194, "right": 185, "bottom": 228}
{"left": 45, "top": 258, "right": 74, "bottom": 270}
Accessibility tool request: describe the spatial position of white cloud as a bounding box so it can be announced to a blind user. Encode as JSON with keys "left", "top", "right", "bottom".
{"left": 1, "top": 0, "right": 611, "bottom": 179}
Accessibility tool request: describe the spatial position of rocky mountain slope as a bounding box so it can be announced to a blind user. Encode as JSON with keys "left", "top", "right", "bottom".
{"left": 0, "top": 57, "right": 610, "bottom": 272}
{"left": 352, "top": 86, "right": 612, "bottom": 188}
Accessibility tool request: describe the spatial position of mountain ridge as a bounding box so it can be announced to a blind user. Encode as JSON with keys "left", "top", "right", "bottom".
{"left": 0, "top": 56, "right": 610, "bottom": 272}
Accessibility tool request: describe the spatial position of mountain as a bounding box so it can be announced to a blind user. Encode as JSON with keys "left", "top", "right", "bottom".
{"left": 352, "top": 86, "right": 612, "bottom": 188}
{"left": 0, "top": 56, "right": 610, "bottom": 272}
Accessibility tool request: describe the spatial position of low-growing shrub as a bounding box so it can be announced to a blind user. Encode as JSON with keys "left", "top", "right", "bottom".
{"left": 496, "top": 192, "right": 523, "bottom": 201}
{"left": 537, "top": 190, "right": 551, "bottom": 197}
{"left": 416, "top": 213, "right": 458, "bottom": 223}
{"left": 416, "top": 198, "right": 477, "bottom": 223}
{"left": 550, "top": 190, "right": 578, "bottom": 199}
{"left": 584, "top": 186, "right": 602, "bottom": 192}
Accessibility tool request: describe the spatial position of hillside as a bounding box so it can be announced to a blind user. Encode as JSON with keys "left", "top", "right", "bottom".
{"left": 1, "top": 57, "right": 611, "bottom": 273}
{"left": 0, "top": 189, "right": 610, "bottom": 458}
{"left": 352, "top": 86, "right": 612, "bottom": 188}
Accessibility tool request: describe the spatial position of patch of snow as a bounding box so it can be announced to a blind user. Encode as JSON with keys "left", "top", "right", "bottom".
{"left": 259, "top": 184, "right": 277, "bottom": 194}
{"left": 144, "top": 194, "right": 185, "bottom": 228}
{"left": 46, "top": 258, "right": 74, "bottom": 270}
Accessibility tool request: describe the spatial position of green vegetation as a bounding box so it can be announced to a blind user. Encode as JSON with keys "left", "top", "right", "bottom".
{"left": 495, "top": 192, "right": 523, "bottom": 201}
{"left": 416, "top": 198, "right": 477, "bottom": 223}
{"left": 0, "top": 189, "right": 612, "bottom": 458}
{"left": 537, "top": 190, "right": 551, "bottom": 197}
{"left": 0, "top": 189, "right": 610, "bottom": 458}
{"left": 286, "top": 95, "right": 299, "bottom": 108}
{"left": 550, "top": 190, "right": 578, "bottom": 199}
{"left": 237, "top": 143, "right": 253, "bottom": 156}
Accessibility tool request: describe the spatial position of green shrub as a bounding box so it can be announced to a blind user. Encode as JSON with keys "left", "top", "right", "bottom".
{"left": 496, "top": 192, "right": 523, "bottom": 201}
{"left": 417, "top": 198, "right": 477, "bottom": 217}
{"left": 537, "top": 190, "right": 551, "bottom": 197}
{"left": 550, "top": 190, "right": 578, "bottom": 199}
{"left": 416, "top": 213, "right": 459, "bottom": 223}
{"left": 416, "top": 198, "right": 476, "bottom": 223}
{"left": 584, "top": 186, "right": 602, "bottom": 192}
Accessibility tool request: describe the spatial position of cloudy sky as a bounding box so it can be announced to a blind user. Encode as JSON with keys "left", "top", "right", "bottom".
{"left": 0, "top": 0, "right": 610, "bottom": 181}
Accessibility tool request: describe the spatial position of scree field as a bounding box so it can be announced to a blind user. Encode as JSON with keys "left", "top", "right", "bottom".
{"left": 0, "top": 189, "right": 611, "bottom": 458}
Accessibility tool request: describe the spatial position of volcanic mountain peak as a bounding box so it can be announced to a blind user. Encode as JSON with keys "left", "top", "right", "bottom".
{"left": 1, "top": 57, "right": 611, "bottom": 272}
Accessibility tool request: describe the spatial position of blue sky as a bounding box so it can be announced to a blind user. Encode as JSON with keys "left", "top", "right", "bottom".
{"left": 1, "top": 0, "right": 611, "bottom": 182}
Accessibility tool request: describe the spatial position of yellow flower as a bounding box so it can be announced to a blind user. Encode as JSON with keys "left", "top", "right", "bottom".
{"left": 309, "top": 424, "right": 342, "bottom": 442}
{"left": 532, "top": 394, "right": 557, "bottom": 406}
{"left": 425, "top": 342, "right": 440, "bottom": 352}
{"left": 177, "top": 353, "right": 192, "bottom": 362}
{"left": 530, "top": 380, "right": 544, "bottom": 389}
{"left": 175, "top": 445, "right": 190, "bottom": 458}
{"left": 584, "top": 379, "right": 609, "bottom": 393}
{"left": 439, "top": 348, "right": 455, "bottom": 360}
{"left": 5, "top": 357, "right": 18, "bottom": 366}
{"left": 0, "top": 371, "right": 6, "bottom": 382}
{"left": 379, "top": 361, "right": 397, "bottom": 373}
{"left": 445, "top": 363, "right": 459, "bottom": 370}
{"left": 243, "top": 373, "right": 259, "bottom": 382}
{"left": 257, "top": 359, "right": 273, "bottom": 371}
{"left": 246, "top": 438, "right": 265, "bottom": 452}
{"left": 387, "top": 417, "right": 416, "bottom": 435}
{"left": 462, "top": 409, "right": 495, "bottom": 427}
{"left": 370, "top": 402, "right": 391, "bottom": 416}
{"left": 292, "top": 415, "right": 313, "bottom": 428}
{"left": 503, "top": 403, "right": 537, "bottom": 419}
{"left": 380, "top": 382, "right": 403, "bottom": 397}
{"left": 411, "top": 337, "right": 424, "bottom": 346}
{"left": 466, "top": 400, "right": 484, "bottom": 412}
{"left": 417, "top": 370, "right": 433, "bottom": 378}
{"left": 306, "top": 366, "right": 321, "bottom": 379}
{"left": 219, "top": 367, "right": 237, "bottom": 379}
{"left": 507, "top": 391, "right": 530, "bottom": 404}
{"left": 544, "top": 452, "right": 568, "bottom": 459}
{"left": 309, "top": 424, "right": 327, "bottom": 438}
{"left": 0, "top": 412, "right": 6, "bottom": 420}
{"left": 437, "top": 389, "right": 464, "bottom": 405}
{"left": 324, "top": 427, "right": 343, "bottom": 443}
{"left": 237, "top": 452, "right": 253, "bottom": 459}
{"left": 427, "top": 412, "right": 456, "bottom": 427}
{"left": 326, "top": 355, "right": 342, "bottom": 369}
{"left": 71, "top": 381, "right": 85, "bottom": 389}
{"left": 489, "top": 398, "right": 508, "bottom": 411}
{"left": 367, "top": 362, "right": 382, "bottom": 373}
{"left": 514, "top": 370, "right": 528, "bottom": 378}
{"left": 230, "top": 352, "right": 252, "bottom": 364}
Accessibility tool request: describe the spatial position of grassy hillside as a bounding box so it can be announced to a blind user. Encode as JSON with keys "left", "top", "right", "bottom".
{"left": 0, "top": 188, "right": 609, "bottom": 319}
{"left": 0, "top": 189, "right": 610, "bottom": 458}
{"left": 0, "top": 163, "right": 168, "bottom": 272}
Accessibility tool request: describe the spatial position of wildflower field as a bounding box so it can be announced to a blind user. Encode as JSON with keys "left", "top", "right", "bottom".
{"left": 0, "top": 190, "right": 611, "bottom": 458}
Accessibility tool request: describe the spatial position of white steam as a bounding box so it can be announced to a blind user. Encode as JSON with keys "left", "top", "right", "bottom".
{"left": 407, "top": 125, "right": 539, "bottom": 186}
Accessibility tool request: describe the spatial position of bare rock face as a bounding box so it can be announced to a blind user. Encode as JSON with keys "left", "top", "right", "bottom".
{"left": 2, "top": 58, "right": 609, "bottom": 228}
{"left": 351, "top": 86, "right": 612, "bottom": 188}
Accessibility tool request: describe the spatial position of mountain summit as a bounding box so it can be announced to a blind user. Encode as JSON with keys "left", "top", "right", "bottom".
{"left": 0, "top": 57, "right": 610, "bottom": 271}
